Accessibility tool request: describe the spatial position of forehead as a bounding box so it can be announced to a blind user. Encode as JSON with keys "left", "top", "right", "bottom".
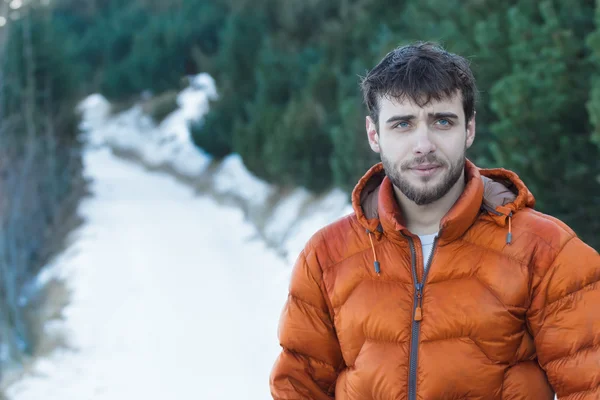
{"left": 377, "top": 91, "right": 464, "bottom": 121}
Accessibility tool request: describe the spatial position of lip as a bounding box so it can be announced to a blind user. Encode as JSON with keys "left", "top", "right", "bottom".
{"left": 410, "top": 164, "right": 442, "bottom": 176}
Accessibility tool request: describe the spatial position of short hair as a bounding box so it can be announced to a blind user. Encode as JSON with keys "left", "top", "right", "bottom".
{"left": 360, "top": 41, "right": 477, "bottom": 128}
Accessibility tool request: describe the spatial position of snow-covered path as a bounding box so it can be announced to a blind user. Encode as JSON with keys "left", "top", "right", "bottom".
{"left": 7, "top": 147, "right": 291, "bottom": 399}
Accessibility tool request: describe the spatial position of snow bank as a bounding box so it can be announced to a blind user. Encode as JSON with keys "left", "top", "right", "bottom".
{"left": 212, "top": 154, "right": 275, "bottom": 212}
{"left": 6, "top": 148, "right": 291, "bottom": 399}
{"left": 77, "top": 74, "right": 215, "bottom": 177}
{"left": 283, "top": 189, "right": 354, "bottom": 260}
{"left": 76, "top": 72, "right": 353, "bottom": 264}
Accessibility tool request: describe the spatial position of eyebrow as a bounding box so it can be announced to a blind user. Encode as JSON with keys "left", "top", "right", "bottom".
{"left": 385, "top": 112, "right": 460, "bottom": 124}
{"left": 431, "top": 112, "right": 459, "bottom": 120}
{"left": 385, "top": 115, "right": 416, "bottom": 124}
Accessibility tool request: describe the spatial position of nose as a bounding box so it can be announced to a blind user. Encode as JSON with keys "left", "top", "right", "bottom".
{"left": 413, "top": 126, "right": 437, "bottom": 155}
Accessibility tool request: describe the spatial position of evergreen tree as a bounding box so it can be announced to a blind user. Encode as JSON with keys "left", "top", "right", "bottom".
{"left": 587, "top": 0, "right": 600, "bottom": 149}
{"left": 487, "top": 1, "right": 599, "bottom": 245}
{"left": 191, "top": 8, "right": 266, "bottom": 162}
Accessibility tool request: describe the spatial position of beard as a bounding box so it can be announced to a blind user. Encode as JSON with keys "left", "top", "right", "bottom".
{"left": 381, "top": 149, "right": 466, "bottom": 206}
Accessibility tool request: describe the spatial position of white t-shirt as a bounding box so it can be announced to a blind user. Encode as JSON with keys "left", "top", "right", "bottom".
{"left": 419, "top": 233, "right": 438, "bottom": 272}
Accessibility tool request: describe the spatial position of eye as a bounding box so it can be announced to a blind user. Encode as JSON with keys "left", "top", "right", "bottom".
{"left": 395, "top": 121, "right": 410, "bottom": 129}
{"left": 435, "top": 119, "right": 453, "bottom": 128}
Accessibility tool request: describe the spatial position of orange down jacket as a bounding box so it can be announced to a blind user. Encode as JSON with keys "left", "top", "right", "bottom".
{"left": 270, "top": 160, "right": 600, "bottom": 400}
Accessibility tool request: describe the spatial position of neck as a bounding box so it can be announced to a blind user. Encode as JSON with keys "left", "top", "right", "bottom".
{"left": 393, "top": 171, "right": 466, "bottom": 236}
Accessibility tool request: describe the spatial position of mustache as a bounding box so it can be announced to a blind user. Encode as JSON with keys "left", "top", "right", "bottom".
{"left": 400, "top": 154, "right": 446, "bottom": 170}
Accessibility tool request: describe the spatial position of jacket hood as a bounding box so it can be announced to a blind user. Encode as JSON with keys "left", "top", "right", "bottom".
{"left": 351, "top": 160, "right": 535, "bottom": 245}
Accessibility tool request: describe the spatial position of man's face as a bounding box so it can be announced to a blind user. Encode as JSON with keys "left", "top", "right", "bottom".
{"left": 366, "top": 91, "right": 475, "bottom": 206}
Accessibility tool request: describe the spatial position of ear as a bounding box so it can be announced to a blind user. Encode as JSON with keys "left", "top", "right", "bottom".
{"left": 466, "top": 111, "right": 476, "bottom": 149}
{"left": 366, "top": 116, "right": 380, "bottom": 153}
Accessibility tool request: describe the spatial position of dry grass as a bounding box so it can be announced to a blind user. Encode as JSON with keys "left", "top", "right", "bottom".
{"left": 141, "top": 91, "right": 179, "bottom": 123}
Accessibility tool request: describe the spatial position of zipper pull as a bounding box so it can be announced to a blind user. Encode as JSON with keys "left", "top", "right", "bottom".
{"left": 414, "top": 283, "right": 423, "bottom": 321}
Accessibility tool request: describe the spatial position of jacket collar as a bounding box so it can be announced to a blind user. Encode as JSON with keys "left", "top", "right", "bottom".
{"left": 351, "top": 159, "right": 534, "bottom": 245}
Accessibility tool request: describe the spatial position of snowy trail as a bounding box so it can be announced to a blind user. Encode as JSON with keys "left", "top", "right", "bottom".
{"left": 7, "top": 147, "right": 290, "bottom": 399}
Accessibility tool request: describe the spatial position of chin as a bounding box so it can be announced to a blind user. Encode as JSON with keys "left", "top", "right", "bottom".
{"left": 413, "top": 173, "right": 443, "bottom": 184}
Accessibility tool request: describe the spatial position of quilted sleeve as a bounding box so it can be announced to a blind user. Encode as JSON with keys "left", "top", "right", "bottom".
{"left": 269, "top": 248, "right": 344, "bottom": 400}
{"left": 527, "top": 236, "right": 600, "bottom": 399}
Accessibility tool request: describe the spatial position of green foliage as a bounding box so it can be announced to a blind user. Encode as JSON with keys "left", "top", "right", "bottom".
{"left": 587, "top": 0, "right": 600, "bottom": 149}
{"left": 231, "top": 42, "right": 329, "bottom": 189}
{"left": 484, "top": 1, "right": 599, "bottom": 245}
{"left": 48, "top": 0, "right": 600, "bottom": 249}
{"left": 189, "top": 92, "right": 234, "bottom": 159}
{"left": 198, "top": 1, "right": 383, "bottom": 191}
{"left": 489, "top": 2, "right": 594, "bottom": 191}
{"left": 190, "top": 8, "right": 267, "bottom": 162}
{"left": 50, "top": 0, "right": 228, "bottom": 99}
{"left": 265, "top": 96, "right": 333, "bottom": 191}
{"left": 330, "top": 97, "right": 379, "bottom": 193}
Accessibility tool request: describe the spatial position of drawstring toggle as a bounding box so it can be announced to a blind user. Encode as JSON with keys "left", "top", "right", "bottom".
{"left": 367, "top": 229, "right": 380, "bottom": 275}
{"left": 506, "top": 213, "right": 513, "bottom": 245}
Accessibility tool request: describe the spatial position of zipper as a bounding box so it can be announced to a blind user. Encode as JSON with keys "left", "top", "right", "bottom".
{"left": 407, "top": 235, "right": 439, "bottom": 400}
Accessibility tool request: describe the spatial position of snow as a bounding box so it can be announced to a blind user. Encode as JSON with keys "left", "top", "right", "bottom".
{"left": 77, "top": 94, "right": 111, "bottom": 139}
{"left": 282, "top": 189, "right": 353, "bottom": 261}
{"left": 158, "top": 74, "right": 214, "bottom": 146}
{"left": 6, "top": 148, "right": 290, "bottom": 399}
{"left": 212, "top": 154, "right": 275, "bottom": 211}
{"left": 263, "top": 188, "right": 311, "bottom": 246}
{"left": 76, "top": 74, "right": 352, "bottom": 266}
{"left": 78, "top": 74, "right": 215, "bottom": 178}
{"left": 5, "top": 72, "right": 353, "bottom": 399}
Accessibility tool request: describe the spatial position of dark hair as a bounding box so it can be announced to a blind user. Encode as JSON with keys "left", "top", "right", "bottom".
{"left": 360, "top": 41, "right": 477, "bottom": 129}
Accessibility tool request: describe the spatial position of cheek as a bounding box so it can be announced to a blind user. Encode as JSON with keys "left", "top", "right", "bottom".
{"left": 438, "top": 133, "right": 467, "bottom": 157}
{"left": 380, "top": 135, "right": 410, "bottom": 155}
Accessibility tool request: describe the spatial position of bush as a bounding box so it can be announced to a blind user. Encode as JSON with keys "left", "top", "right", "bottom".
{"left": 50, "top": 0, "right": 228, "bottom": 100}
{"left": 189, "top": 104, "right": 233, "bottom": 159}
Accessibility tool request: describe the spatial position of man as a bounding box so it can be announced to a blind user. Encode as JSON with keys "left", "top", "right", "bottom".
{"left": 269, "top": 42, "right": 600, "bottom": 399}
